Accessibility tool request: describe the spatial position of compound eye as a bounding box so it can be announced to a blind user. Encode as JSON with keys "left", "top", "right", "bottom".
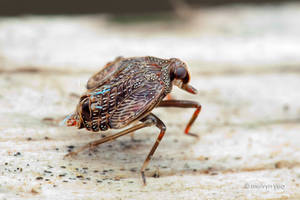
{"left": 175, "top": 67, "right": 187, "bottom": 79}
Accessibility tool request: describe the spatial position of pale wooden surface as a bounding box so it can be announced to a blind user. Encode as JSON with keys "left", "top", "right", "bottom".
{"left": 0, "top": 3, "right": 300, "bottom": 200}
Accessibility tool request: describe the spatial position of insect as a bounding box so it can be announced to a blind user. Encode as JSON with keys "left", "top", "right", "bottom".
{"left": 63, "top": 56, "right": 201, "bottom": 185}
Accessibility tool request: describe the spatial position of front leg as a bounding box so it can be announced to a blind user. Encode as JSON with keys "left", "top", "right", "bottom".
{"left": 158, "top": 100, "right": 201, "bottom": 137}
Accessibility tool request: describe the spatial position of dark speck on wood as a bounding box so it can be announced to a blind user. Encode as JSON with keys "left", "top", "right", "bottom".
{"left": 59, "top": 173, "right": 67, "bottom": 177}
{"left": 14, "top": 152, "right": 21, "bottom": 156}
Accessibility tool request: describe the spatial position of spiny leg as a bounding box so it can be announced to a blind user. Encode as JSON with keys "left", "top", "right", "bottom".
{"left": 64, "top": 118, "right": 155, "bottom": 158}
{"left": 140, "top": 113, "right": 166, "bottom": 185}
{"left": 158, "top": 100, "right": 201, "bottom": 137}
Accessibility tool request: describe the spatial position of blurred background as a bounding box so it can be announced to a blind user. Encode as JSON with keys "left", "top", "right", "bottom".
{"left": 0, "top": 0, "right": 297, "bottom": 16}
{"left": 0, "top": 0, "right": 296, "bottom": 16}
{"left": 1, "top": 0, "right": 299, "bottom": 72}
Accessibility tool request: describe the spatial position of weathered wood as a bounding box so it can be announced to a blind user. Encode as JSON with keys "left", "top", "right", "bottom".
{"left": 0, "top": 3, "right": 299, "bottom": 200}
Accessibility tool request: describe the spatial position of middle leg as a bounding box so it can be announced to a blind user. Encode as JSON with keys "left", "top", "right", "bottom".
{"left": 140, "top": 113, "right": 166, "bottom": 185}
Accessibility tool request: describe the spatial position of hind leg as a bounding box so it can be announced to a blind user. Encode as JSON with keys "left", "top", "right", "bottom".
{"left": 64, "top": 114, "right": 156, "bottom": 158}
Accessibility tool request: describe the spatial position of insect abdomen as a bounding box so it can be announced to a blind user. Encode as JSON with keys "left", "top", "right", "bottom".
{"left": 85, "top": 78, "right": 136, "bottom": 132}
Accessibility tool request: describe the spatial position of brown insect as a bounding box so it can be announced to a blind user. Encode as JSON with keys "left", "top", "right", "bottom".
{"left": 63, "top": 56, "right": 201, "bottom": 184}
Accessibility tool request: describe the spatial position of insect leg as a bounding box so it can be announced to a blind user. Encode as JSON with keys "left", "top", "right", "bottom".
{"left": 158, "top": 100, "right": 201, "bottom": 137}
{"left": 140, "top": 113, "right": 166, "bottom": 185}
{"left": 165, "top": 94, "right": 173, "bottom": 100}
{"left": 64, "top": 118, "right": 155, "bottom": 158}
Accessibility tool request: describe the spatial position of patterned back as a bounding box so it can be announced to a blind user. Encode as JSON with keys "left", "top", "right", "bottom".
{"left": 77, "top": 56, "right": 174, "bottom": 132}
